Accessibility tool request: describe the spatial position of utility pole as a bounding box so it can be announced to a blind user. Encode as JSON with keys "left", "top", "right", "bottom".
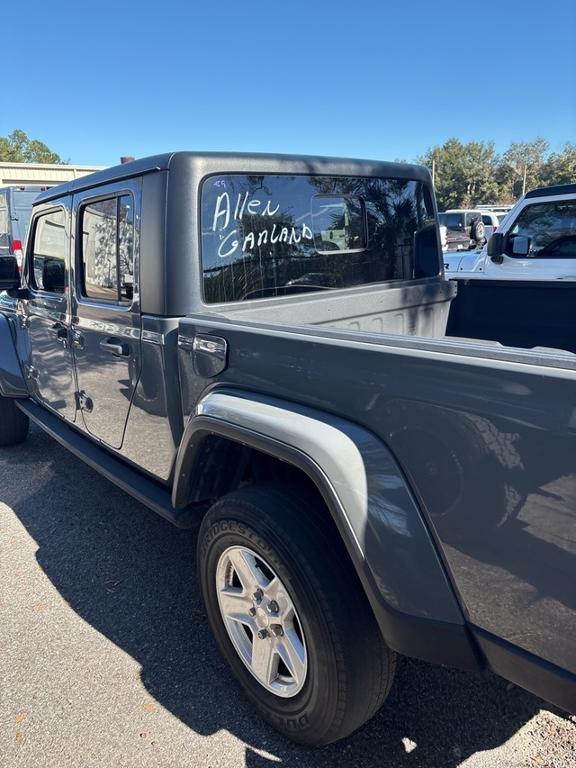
{"left": 522, "top": 164, "right": 527, "bottom": 196}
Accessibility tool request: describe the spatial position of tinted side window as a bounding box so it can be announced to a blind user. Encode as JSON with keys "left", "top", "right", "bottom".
{"left": 31, "top": 209, "right": 66, "bottom": 293}
{"left": 201, "top": 174, "right": 438, "bottom": 303}
{"left": 80, "top": 195, "right": 134, "bottom": 302}
{"left": 505, "top": 201, "right": 576, "bottom": 259}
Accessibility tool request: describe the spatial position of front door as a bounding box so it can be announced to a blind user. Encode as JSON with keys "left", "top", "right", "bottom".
{"left": 70, "top": 181, "right": 141, "bottom": 449}
{"left": 24, "top": 198, "right": 77, "bottom": 421}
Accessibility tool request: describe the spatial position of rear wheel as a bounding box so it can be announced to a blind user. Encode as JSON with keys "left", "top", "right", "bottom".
{"left": 198, "top": 484, "right": 396, "bottom": 745}
{"left": 0, "top": 397, "right": 29, "bottom": 446}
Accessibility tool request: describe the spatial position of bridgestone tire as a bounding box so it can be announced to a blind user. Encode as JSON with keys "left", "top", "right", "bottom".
{"left": 198, "top": 484, "right": 396, "bottom": 746}
{"left": 0, "top": 397, "right": 29, "bottom": 446}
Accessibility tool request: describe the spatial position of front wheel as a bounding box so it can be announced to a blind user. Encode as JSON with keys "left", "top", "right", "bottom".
{"left": 197, "top": 484, "right": 396, "bottom": 745}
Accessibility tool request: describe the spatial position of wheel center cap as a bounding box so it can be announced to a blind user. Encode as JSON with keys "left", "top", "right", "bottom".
{"left": 254, "top": 606, "right": 269, "bottom": 629}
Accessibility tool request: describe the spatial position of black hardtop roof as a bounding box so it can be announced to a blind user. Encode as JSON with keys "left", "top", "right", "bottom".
{"left": 35, "top": 153, "right": 173, "bottom": 203}
{"left": 525, "top": 183, "right": 576, "bottom": 199}
{"left": 34, "top": 151, "right": 431, "bottom": 204}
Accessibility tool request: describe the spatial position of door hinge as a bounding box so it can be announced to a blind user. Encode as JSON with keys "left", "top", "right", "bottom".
{"left": 25, "top": 364, "right": 39, "bottom": 381}
{"left": 75, "top": 390, "right": 93, "bottom": 413}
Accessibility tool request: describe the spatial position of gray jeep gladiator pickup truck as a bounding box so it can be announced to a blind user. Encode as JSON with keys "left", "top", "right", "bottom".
{"left": 0, "top": 153, "right": 574, "bottom": 745}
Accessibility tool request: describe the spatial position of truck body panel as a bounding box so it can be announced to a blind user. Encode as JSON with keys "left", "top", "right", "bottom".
{"left": 178, "top": 314, "right": 576, "bottom": 677}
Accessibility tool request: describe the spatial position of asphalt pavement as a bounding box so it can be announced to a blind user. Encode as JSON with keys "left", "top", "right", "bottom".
{"left": 1, "top": 424, "right": 575, "bottom": 768}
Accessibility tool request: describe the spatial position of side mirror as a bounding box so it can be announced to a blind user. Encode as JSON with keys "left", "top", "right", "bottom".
{"left": 512, "top": 235, "right": 531, "bottom": 257}
{"left": 0, "top": 255, "right": 20, "bottom": 291}
{"left": 487, "top": 232, "right": 505, "bottom": 263}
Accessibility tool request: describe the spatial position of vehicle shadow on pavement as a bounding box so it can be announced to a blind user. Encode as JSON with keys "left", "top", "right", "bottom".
{"left": 3, "top": 426, "right": 563, "bottom": 768}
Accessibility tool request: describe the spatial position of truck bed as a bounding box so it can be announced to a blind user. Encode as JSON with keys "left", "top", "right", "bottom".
{"left": 218, "top": 276, "right": 576, "bottom": 356}
{"left": 216, "top": 278, "right": 456, "bottom": 337}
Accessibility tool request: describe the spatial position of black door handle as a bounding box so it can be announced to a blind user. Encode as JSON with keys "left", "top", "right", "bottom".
{"left": 100, "top": 338, "right": 130, "bottom": 357}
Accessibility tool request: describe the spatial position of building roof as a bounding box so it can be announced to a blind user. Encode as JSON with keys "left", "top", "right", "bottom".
{"left": 0, "top": 161, "right": 106, "bottom": 188}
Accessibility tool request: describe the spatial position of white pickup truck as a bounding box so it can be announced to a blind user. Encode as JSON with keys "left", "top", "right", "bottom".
{"left": 443, "top": 184, "right": 576, "bottom": 280}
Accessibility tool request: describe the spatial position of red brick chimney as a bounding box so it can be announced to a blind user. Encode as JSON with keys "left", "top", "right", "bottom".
{"left": 120, "top": 156, "right": 135, "bottom": 164}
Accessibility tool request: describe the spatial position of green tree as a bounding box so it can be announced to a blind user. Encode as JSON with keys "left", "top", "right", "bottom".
{"left": 541, "top": 143, "right": 576, "bottom": 186}
{"left": 418, "top": 138, "right": 499, "bottom": 210}
{"left": 497, "top": 137, "right": 549, "bottom": 200}
{"left": 0, "top": 129, "right": 64, "bottom": 163}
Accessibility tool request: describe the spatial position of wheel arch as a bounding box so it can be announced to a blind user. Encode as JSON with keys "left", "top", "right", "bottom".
{"left": 173, "top": 388, "right": 483, "bottom": 671}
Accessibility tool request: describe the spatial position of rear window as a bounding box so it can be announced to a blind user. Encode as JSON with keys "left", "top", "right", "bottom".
{"left": 438, "top": 213, "right": 465, "bottom": 230}
{"left": 201, "top": 174, "right": 439, "bottom": 303}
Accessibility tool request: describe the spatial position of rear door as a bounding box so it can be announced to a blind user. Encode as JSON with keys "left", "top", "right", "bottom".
{"left": 71, "top": 180, "right": 140, "bottom": 449}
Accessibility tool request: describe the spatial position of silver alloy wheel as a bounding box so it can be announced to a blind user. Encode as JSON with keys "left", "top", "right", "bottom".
{"left": 215, "top": 545, "right": 308, "bottom": 697}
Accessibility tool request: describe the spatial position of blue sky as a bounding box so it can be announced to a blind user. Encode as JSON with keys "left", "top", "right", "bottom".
{"left": 4, "top": 0, "right": 575, "bottom": 166}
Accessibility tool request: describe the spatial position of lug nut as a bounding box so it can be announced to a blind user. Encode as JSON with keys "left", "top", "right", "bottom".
{"left": 270, "top": 624, "right": 284, "bottom": 637}
{"left": 257, "top": 629, "right": 269, "bottom": 639}
{"left": 249, "top": 606, "right": 256, "bottom": 616}
{"left": 267, "top": 600, "right": 279, "bottom": 614}
{"left": 253, "top": 589, "right": 263, "bottom": 603}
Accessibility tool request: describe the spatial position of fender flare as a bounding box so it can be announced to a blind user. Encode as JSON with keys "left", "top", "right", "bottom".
{"left": 0, "top": 312, "right": 28, "bottom": 397}
{"left": 173, "top": 388, "right": 482, "bottom": 670}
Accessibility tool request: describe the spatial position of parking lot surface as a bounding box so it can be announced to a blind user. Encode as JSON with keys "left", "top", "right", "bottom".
{"left": 1, "top": 425, "right": 575, "bottom": 768}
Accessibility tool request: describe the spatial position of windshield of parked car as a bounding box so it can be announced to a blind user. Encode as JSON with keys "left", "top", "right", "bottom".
{"left": 201, "top": 174, "right": 439, "bottom": 303}
{"left": 506, "top": 200, "right": 576, "bottom": 259}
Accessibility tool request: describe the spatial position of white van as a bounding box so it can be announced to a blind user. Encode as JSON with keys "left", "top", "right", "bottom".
{"left": 0, "top": 186, "right": 46, "bottom": 267}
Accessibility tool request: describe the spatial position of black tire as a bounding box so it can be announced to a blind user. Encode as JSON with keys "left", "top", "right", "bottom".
{"left": 0, "top": 397, "right": 29, "bottom": 446}
{"left": 470, "top": 218, "right": 485, "bottom": 245}
{"left": 197, "top": 484, "right": 396, "bottom": 746}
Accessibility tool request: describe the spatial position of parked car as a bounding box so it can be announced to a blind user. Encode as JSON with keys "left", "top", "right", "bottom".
{"left": 0, "top": 186, "right": 46, "bottom": 267}
{"left": 476, "top": 204, "right": 514, "bottom": 224}
{"left": 438, "top": 209, "right": 486, "bottom": 251}
{"left": 1, "top": 154, "right": 574, "bottom": 746}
